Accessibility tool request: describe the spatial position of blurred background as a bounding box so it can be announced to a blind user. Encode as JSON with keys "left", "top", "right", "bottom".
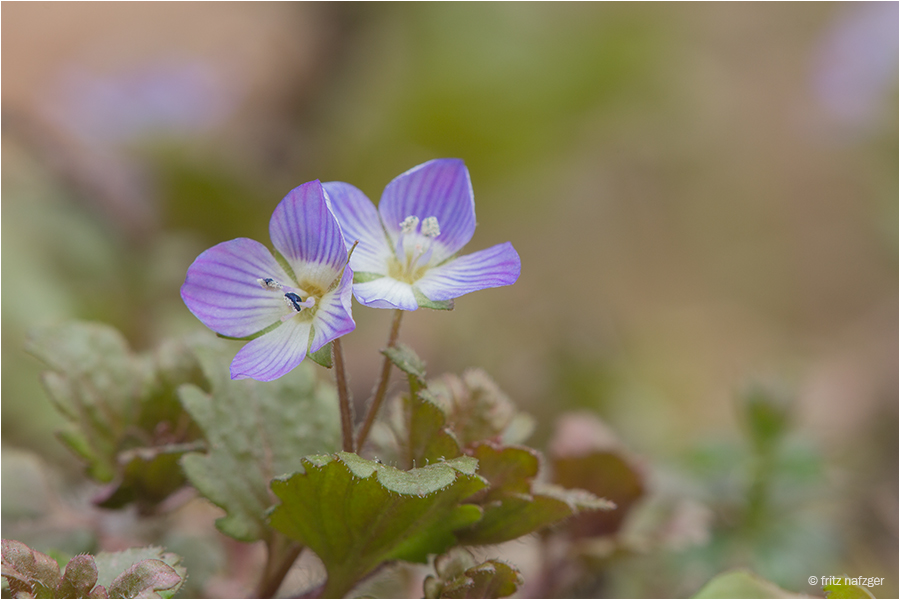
{"left": 3, "top": 2, "right": 897, "bottom": 598}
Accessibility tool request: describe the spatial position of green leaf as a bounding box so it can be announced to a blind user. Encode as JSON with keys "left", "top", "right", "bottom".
{"left": 94, "top": 547, "right": 185, "bottom": 599}
{"left": 824, "top": 577, "right": 877, "bottom": 599}
{"left": 693, "top": 569, "right": 805, "bottom": 599}
{"left": 179, "top": 345, "right": 341, "bottom": 542}
{"left": 413, "top": 288, "right": 455, "bottom": 310}
{"left": 269, "top": 452, "right": 486, "bottom": 598}
{"left": 307, "top": 341, "right": 334, "bottom": 369}
{"left": 456, "top": 444, "right": 613, "bottom": 546}
{"left": 25, "top": 322, "right": 205, "bottom": 510}
{"left": 369, "top": 388, "right": 461, "bottom": 470}
{"left": 382, "top": 343, "right": 427, "bottom": 385}
{"left": 403, "top": 391, "right": 462, "bottom": 470}
{"left": 424, "top": 548, "right": 523, "bottom": 599}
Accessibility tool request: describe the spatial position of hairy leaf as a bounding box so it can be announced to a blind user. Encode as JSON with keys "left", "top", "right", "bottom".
{"left": 269, "top": 453, "right": 485, "bottom": 598}
{"left": 2, "top": 539, "right": 60, "bottom": 598}
{"left": 106, "top": 560, "right": 181, "bottom": 599}
{"left": 427, "top": 369, "right": 533, "bottom": 448}
{"left": 457, "top": 444, "right": 613, "bottom": 546}
{"left": 55, "top": 555, "right": 98, "bottom": 598}
{"left": 179, "top": 345, "right": 340, "bottom": 542}
{"left": 2, "top": 541, "right": 185, "bottom": 600}
{"left": 25, "top": 322, "right": 205, "bottom": 510}
{"left": 424, "top": 548, "right": 522, "bottom": 599}
{"left": 382, "top": 343, "right": 427, "bottom": 385}
{"left": 94, "top": 547, "right": 185, "bottom": 599}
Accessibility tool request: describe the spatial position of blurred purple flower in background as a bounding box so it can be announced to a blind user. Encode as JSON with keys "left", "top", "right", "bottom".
{"left": 181, "top": 180, "right": 354, "bottom": 381}
{"left": 44, "top": 60, "right": 236, "bottom": 146}
{"left": 812, "top": 2, "right": 898, "bottom": 132}
{"left": 324, "top": 159, "right": 521, "bottom": 311}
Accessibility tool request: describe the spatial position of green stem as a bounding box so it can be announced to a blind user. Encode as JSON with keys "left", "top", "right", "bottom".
{"left": 254, "top": 534, "right": 303, "bottom": 598}
{"left": 355, "top": 309, "right": 404, "bottom": 450}
{"left": 333, "top": 338, "right": 355, "bottom": 453}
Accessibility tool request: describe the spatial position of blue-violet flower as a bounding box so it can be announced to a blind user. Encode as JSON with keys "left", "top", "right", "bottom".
{"left": 323, "top": 159, "right": 521, "bottom": 310}
{"left": 181, "top": 180, "right": 354, "bottom": 381}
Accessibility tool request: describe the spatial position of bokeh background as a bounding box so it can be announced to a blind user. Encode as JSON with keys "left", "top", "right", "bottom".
{"left": 3, "top": 2, "right": 897, "bottom": 598}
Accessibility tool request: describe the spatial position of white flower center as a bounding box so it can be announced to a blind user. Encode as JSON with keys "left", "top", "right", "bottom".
{"left": 389, "top": 215, "right": 441, "bottom": 283}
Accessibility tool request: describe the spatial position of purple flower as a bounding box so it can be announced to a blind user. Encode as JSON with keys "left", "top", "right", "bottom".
{"left": 181, "top": 181, "right": 354, "bottom": 381}
{"left": 323, "top": 159, "right": 521, "bottom": 311}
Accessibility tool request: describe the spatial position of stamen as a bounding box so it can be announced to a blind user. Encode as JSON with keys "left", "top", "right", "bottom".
{"left": 257, "top": 277, "right": 283, "bottom": 290}
{"left": 400, "top": 215, "right": 420, "bottom": 234}
{"left": 284, "top": 292, "right": 306, "bottom": 312}
{"left": 421, "top": 216, "right": 440, "bottom": 238}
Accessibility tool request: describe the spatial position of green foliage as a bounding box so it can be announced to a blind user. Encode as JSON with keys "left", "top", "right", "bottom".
{"left": 269, "top": 453, "right": 485, "bottom": 598}
{"left": 399, "top": 390, "right": 463, "bottom": 470}
{"left": 824, "top": 578, "right": 876, "bottom": 599}
{"left": 424, "top": 548, "right": 522, "bottom": 599}
{"left": 740, "top": 383, "right": 792, "bottom": 453}
{"left": 373, "top": 355, "right": 611, "bottom": 549}
{"left": 382, "top": 343, "right": 428, "bottom": 386}
{"left": 693, "top": 569, "right": 805, "bottom": 599}
{"left": 178, "top": 344, "right": 341, "bottom": 542}
{"left": 25, "top": 322, "right": 205, "bottom": 511}
{"left": 1, "top": 539, "right": 185, "bottom": 599}
{"left": 457, "top": 443, "right": 614, "bottom": 546}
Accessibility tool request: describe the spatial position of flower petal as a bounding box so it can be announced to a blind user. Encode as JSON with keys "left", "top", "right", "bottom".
{"left": 414, "top": 242, "right": 521, "bottom": 301}
{"left": 379, "top": 159, "right": 476, "bottom": 260}
{"left": 230, "top": 319, "right": 312, "bottom": 381}
{"left": 322, "top": 181, "right": 393, "bottom": 275}
{"left": 309, "top": 265, "right": 356, "bottom": 353}
{"left": 181, "top": 238, "right": 292, "bottom": 338}
{"left": 269, "top": 180, "right": 348, "bottom": 285}
{"left": 352, "top": 277, "right": 419, "bottom": 311}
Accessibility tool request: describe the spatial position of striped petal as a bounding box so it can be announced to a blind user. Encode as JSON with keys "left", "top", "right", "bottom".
{"left": 414, "top": 242, "right": 521, "bottom": 302}
{"left": 230, "top": 319, "right": 312, "bottom": 381}
{"left": 310, "top": 265, "right": 356, "bottom": 353}
{"left": 323, "top": 181, "right": 393, "bottom": 275}
{"left": 353, "top": 277, "right": 419, "bottom": 311}
{"left": 270, "top": 180, "right": 347, "bottom": 287}
{"left": 180, "top": 238, "right": 291, "bottom": 338}
{"left": 379, "top": 159, "right": 476, "bottom": 262}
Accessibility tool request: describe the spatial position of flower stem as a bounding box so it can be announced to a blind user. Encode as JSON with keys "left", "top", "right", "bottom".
{"left": 332, "top": 338, "right": 355, "bottom": 453}
{"left": 254, "top": 534, "right": 303, "bottom": 599}
{"left": 355, "top": 309, "right": 404, "bottom": 450}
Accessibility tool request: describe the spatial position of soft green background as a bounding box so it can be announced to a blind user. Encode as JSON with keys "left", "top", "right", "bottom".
{"left": 3, "top": 3, "right": 896, "bottom": 598}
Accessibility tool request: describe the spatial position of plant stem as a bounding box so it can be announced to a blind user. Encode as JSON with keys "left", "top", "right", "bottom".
{"left": 333, "top": 338, "right": 355, "bottom": 453}
{"left": 255, "top": 534, "right": 303, "bottom": 598}
{"left": 355, "top": 309, "right": 404, "bottom": 450}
